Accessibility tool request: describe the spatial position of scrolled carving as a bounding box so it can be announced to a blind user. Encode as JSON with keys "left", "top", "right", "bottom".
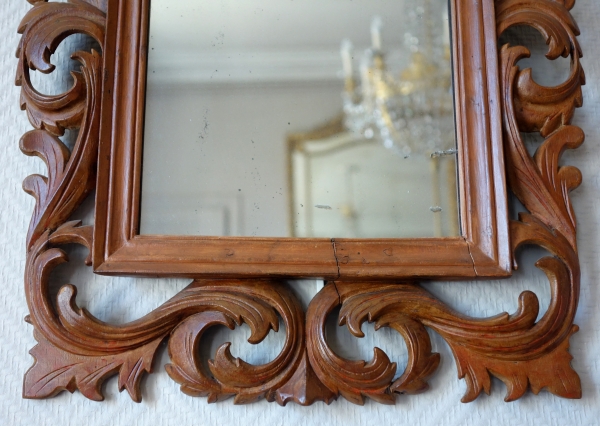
{"left": 306, "top": 283, "right": 440, "bottom": 405}
{"left": 17, "top": 0, "right": 105, "bottom": 248}
{"left": 17, "top": 1, "right": 307, "bottom": 404}
{"left": 165, "top": 281, "right": 305, "bottom": 404}
{"left": 306, "top": 239, "right": 578, "bottom": 403}
{"left": 303, "top": 0, "right": 585, "bottom": 405}
{"left": 24, "top": 219, "right": 306, "bottom": 401}
{"left": 497, "top": 0, "right": 584, "bottom": 247}
{"left": 24, "top": 221, "right": 164, "bottom": 401}
{"left": 15, "top": 1, "right": 296, "bottom": 406}
{"left": 17, "top": 0, "right": 585, "bottom": 406}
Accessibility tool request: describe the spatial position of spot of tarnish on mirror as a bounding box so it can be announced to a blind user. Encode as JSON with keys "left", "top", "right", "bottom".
{"left": 430, "top": 148, "right": 458, "bottom": 158}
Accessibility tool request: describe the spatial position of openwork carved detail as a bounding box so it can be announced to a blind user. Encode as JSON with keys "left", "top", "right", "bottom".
{"left": 164, "top": 281, "right": 305, "bottom": 404}
{"left": 17, "top": 0, "right": 584, "bottom": 405}
{"left": 17, "top": 0, "right": 105, "bottom": 249}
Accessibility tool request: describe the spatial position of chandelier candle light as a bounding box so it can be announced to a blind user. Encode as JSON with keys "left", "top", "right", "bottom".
{"left": 338, "top": 4, "right": 458, "bottom": 236}
{"left": 340, "top": 7, "right": 456, "bottom": 159}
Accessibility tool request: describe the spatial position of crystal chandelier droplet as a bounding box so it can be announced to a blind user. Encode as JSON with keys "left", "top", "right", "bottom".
{"left": 340, "top": 3, "right": 456, "bottom": 157}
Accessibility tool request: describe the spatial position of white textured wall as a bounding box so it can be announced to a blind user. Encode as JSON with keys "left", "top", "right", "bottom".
{"left": 1, "top": 1, "right": 599, "bottom": 425}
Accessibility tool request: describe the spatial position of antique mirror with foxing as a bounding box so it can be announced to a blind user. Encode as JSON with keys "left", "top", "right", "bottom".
{"left": 16, "top": 0, "right": 585, "bottom": 405}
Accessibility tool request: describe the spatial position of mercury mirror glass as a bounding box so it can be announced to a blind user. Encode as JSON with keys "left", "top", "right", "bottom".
{"left": 140, "top": 0, "right": 458, "bottom": 238}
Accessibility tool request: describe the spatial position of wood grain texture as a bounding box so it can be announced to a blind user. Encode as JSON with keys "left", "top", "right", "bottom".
{"left": 17, "top": 0, "right": 584, "bottom": 405}
{"left": 92, "top": 0, "right": 511, "bottom": 281}
{"left": 16, "top": 0, "right": 105, "bottom": 249}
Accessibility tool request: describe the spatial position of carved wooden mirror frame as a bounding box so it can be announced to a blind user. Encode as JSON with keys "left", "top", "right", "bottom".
{"left": 17, "top": 0, "right": 585, "bottom": 405}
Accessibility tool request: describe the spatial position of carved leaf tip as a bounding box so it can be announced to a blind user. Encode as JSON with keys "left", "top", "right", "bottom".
{"left": 391, "top": 352, "right": 441, "bottom": 395}
{"left": 117, "top": 351, "right": 158, "bottom": 403}
{"left": 24, "top": 331, "right": 163, "bottom": 402}
{"left": 274, "top": 354, "right": 338, "bottom": 406}
{"left": 452, "top": 325, "right": 581, "bottom": 403}
{"left": 232, "top": 393, "right": 263, "bottom": 405}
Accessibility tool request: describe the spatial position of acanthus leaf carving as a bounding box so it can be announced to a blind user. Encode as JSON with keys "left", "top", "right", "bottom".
{"left": 24, "top": 329, "right": 163, "bottom": 402}
{"left": 451, "top": 325, "right": 581, "bottom": 403}
{"left": 16, "top": 0, "right": 585, "bottom": 406}
{"left": 499, "top": 43, "right": 583, "bottom": 249}
{"left": 306, "top": 284, "right": 399, "bottom": 406}
{"left": 274, "top": 352, "right": 337, "bottom": 406}
{"left": 17, "top": 0, "right": 105, "bottom": 248}
{"left": 165, "top": 281, "right": 305, "bottom": 405}
{"left": 25, "top": 221, "right": 306, "bottom": 403}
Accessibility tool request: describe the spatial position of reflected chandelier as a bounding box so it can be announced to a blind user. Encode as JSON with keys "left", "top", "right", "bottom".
{"left": 340, "top": 5, "right": 456, "bottom": 157}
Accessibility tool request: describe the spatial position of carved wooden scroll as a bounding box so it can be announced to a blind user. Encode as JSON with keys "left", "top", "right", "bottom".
{"left": 17, "top": 0, "right": 584, "bottom": 404}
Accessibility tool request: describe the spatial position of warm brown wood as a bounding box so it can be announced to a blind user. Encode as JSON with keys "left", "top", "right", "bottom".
{"left": 164, "top": 280, "right": 306, "bottom": 404}
{"left": 17, "top": 0, "right": 105, "bottom": 249}
{"left": 307, "top": 273, "right": 580, "bottom": 404}
{"left": 16, "top": 0, "right": 584, "bottom": 406}
{"left": 92, "top": 0, "right": 512, "bottom": 280}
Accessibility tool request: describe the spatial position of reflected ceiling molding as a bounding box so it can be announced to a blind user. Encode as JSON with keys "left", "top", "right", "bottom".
{"left": 147, "top": 49, "right": 409, "bottom": 86}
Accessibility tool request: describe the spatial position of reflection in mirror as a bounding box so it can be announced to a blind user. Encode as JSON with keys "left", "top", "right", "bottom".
{"left": 140, "top": 0, "right": 458, "bottom": 238}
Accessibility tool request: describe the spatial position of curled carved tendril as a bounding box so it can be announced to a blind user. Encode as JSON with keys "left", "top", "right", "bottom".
{"left": 165, "top": 282, "right": 305, "bottom": 404}
{"left": 17, "top": 0, "right": 105, "bottom": 248}
{"left": 18, "top": 0, "right": 307, "bottom": 405}
{"left": 305, "top": 0, "right": 585, "bottom": 401}
{"left": 25, "top": 221, "right": 305, "bottom": 402}
{"left": 306, "top": 284, "right": 400, "bottom": 405}
{"left": 19, "top": 0, "right": 585, "bottom": 406}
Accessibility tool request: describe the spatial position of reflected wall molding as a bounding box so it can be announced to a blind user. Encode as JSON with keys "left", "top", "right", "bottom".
{"left": 17, "top": 0, "right": 585, "bottom": 405}
{"left": 146, "top": 49, "right": 414, "bottom": 86}
{"left": 148, "top": 49, "right": 350, "bottom": 86}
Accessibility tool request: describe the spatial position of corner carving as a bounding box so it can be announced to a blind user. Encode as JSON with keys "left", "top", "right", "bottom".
{"left": 17, "top": 0, "right": 585, "bottom": 404}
